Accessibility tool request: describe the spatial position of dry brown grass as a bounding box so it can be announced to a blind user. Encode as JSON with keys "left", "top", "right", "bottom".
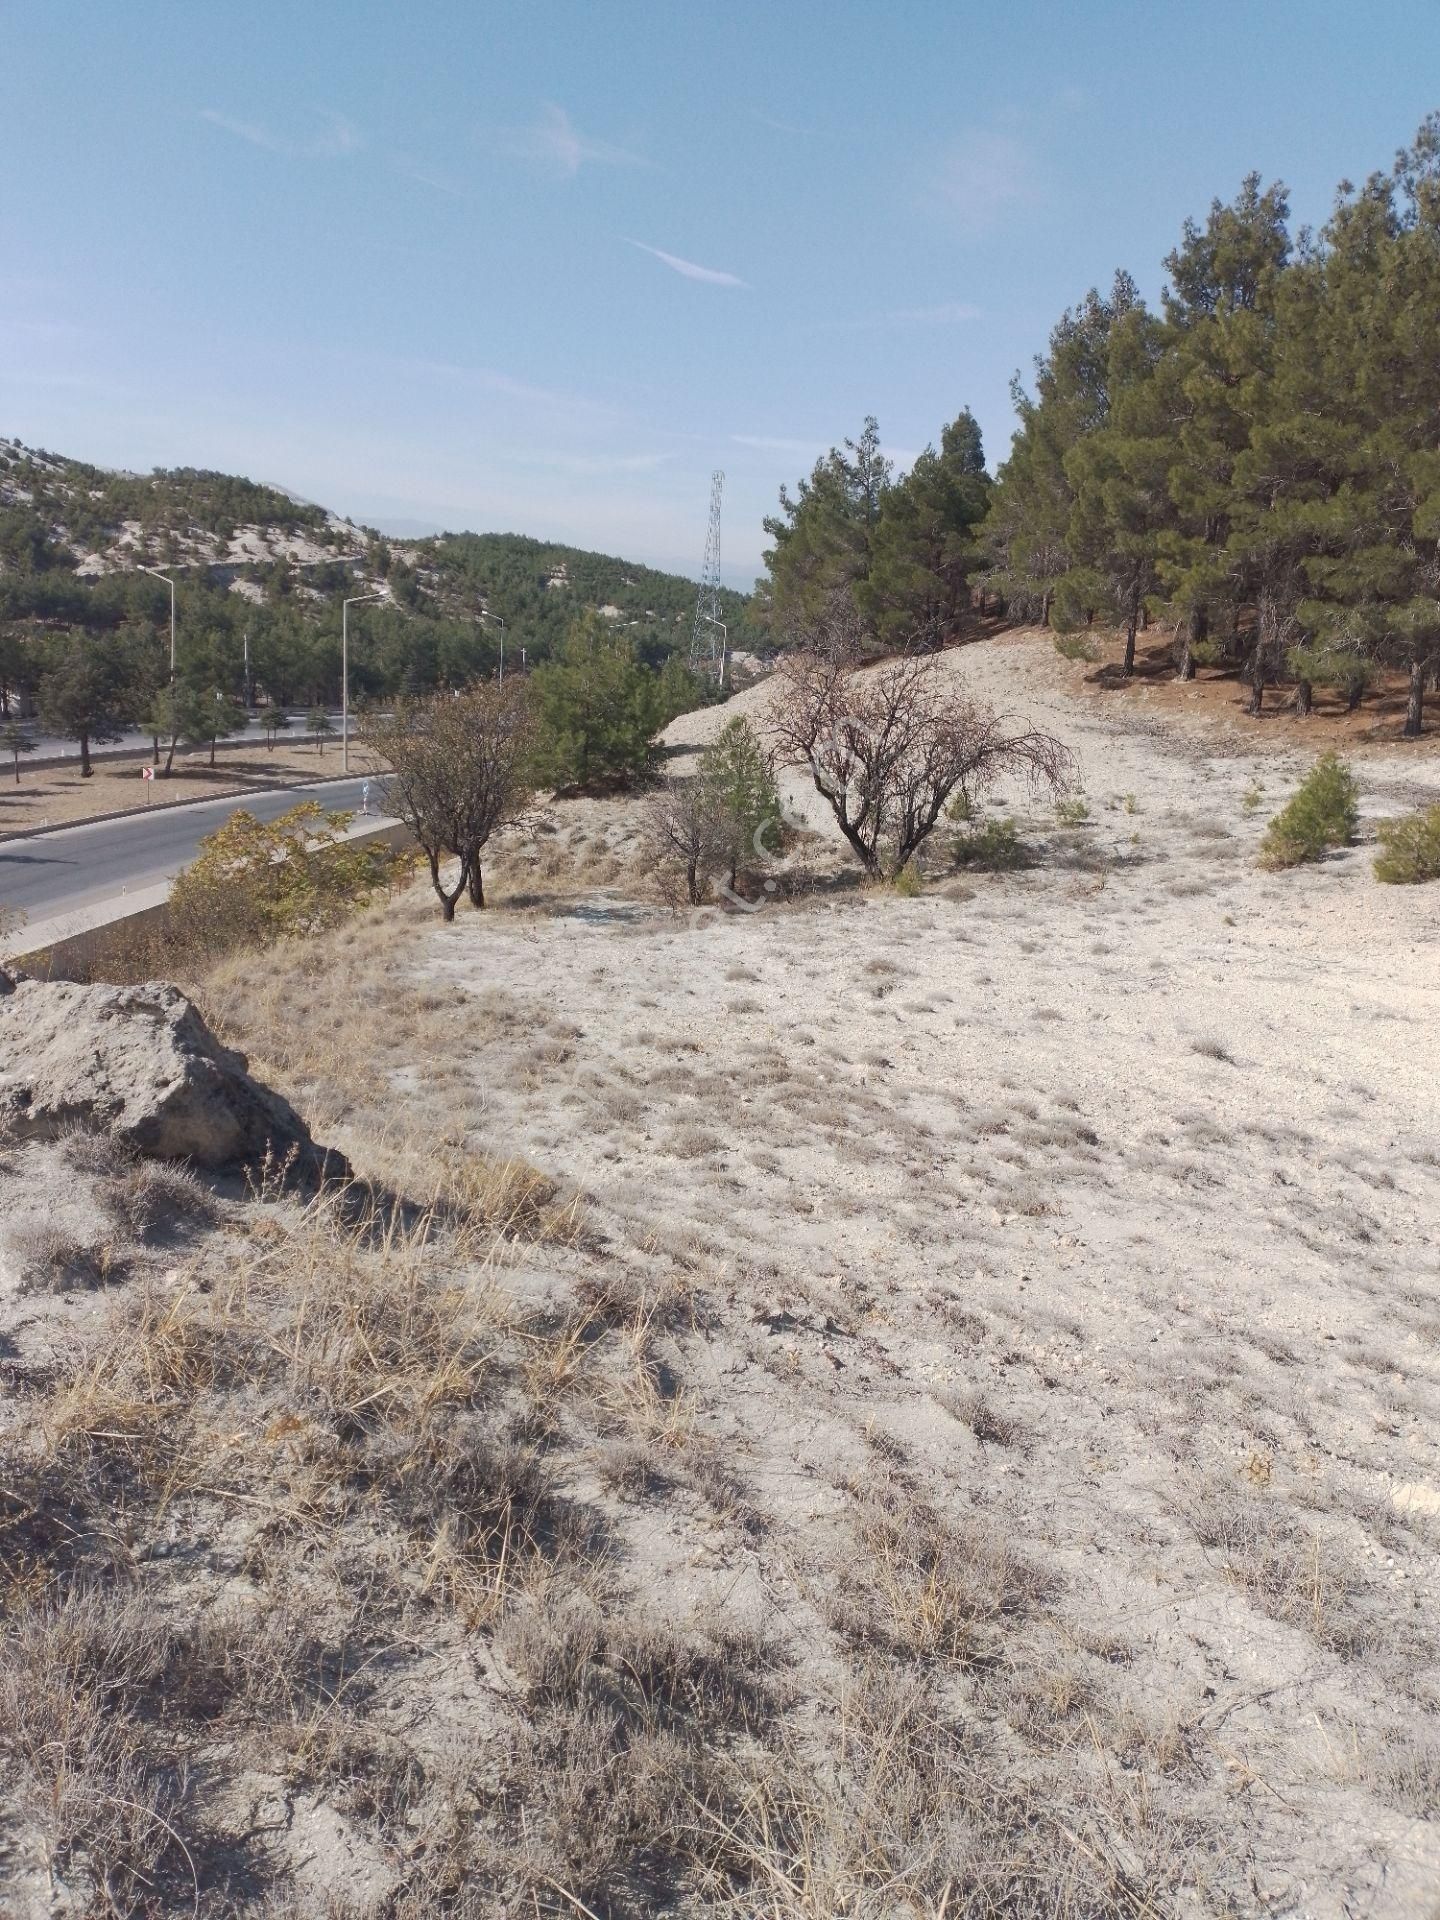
{"left": 828, "top": 1472, "right": 1055, "bottom": 1668}
{"left": 6, "top": 676, "right": 1440, "bottom": 1912}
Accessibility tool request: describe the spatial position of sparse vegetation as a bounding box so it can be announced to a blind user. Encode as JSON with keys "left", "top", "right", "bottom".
{"left": 5, "top": 473, "right": 1440, "bottom": 1914}
{"left": 1054, "top": 793, "right": 1091, "bottom": 828}
{"left": 952, "top": 816, "right": 1034, "bottom": 871}
{"left": 1259, "top": 751, "right": 1360, "bottom": 868}
{"left": 769, "top": 600, "right": 1069, "bottom": 878}
{"left": 1373, "top": 803, "right": 1440, "bottom": 883}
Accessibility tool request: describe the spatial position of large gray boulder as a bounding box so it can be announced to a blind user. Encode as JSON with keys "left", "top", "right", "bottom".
{"left": 0, "top": 975, "right": 346, "bottom": 1176}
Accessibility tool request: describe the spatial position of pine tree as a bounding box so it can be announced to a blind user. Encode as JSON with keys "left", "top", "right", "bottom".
{"left": 37, "top": 632, "right": 135, "bottom": 775}
{"left": 1299, "top": 125, "right": 1440, "bottom": 734}
{"left": 1056, "top": 300, "right": 1171, "bottom": 676}
{"left": 530, "top": 612, "right": 662, "bottom": 788}
{"left": 983, "top": 275, "right": 1142, "bottom": 629}
{"left": 762, "top": 417, "right": 891, "bottom": 637}
{"left": 861, "top": 411, "right": 991, "bottom": 647}
{"left": 181, "top": 684, "right": 250, "bottom": 767}
{"left": 1158, "top": 176, "right": 1293, "bottom": 689}
{"left": 3, "top": 717, "right": 35, "bottom": 784}
{"left": 698, "top": 717, "right": 780, "bottom": 886}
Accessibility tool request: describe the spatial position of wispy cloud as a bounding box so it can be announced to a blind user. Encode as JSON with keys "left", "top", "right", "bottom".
{"left": 516, "top": 449, "right": 674, "bottom": 478}
{"left": 353, "top": 351, "right": 622, "bottom": 427}
{"left": 731, "top": 432, "right": 924, "bottom": 475}
{"left": 731, "top": 433, "right": 817, "bottom": 456}
{"left": 933, "top": 128, "right": 1042, "bottom": 234}
{"left": 388, "top": 152, "right": 468, "bottom": 198}
{"left": 882, "top": 301, "right": 982, "bottom": 325}
{"left": 496, "top": 103, "right": 644, "bottom": 177}
{"left": 627, "top": 240, "right": 748, "bottom": 288}
{"left": 749, "top": 108, "right": 812, "bottom": 138}
{"left": 200, "top": 107, "right": 360, "bottom": 159}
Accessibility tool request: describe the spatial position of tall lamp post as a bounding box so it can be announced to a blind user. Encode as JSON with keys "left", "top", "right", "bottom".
{"left": 342, "top": 591, "right": 385, "bottom": 775}
{"left": 701, "top": 614, "right": 728, "bottom": 691}
{"left": 137, "top": 565, "right": 178, "bottom": 680}
{"left": 479, "top": 608, "right": 506, "bottom": 684}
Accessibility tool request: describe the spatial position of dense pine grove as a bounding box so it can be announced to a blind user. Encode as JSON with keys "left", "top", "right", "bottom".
{"left": 761, "top": 115, "right": 1440, "bottom": 737}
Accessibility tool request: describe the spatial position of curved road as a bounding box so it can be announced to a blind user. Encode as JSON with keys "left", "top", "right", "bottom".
{"left": 0, "top": 778, "right": 382, "bottom": 923}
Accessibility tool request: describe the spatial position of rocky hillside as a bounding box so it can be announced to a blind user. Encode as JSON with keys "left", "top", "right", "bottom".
{"left": 0, "top": 436, "right": 759, "bottom": 652}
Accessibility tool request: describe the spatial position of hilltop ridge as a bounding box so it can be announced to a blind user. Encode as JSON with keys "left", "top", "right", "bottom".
{"left": 0, "top": 437, "right": 763, "bottom": 708}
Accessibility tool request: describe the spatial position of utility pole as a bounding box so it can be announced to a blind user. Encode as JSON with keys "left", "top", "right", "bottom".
{"left": 342, "top": 591, "right": 385, "bottom": 775}
{"left": 137, "top": 566, "right": 177, "bottom": 680}
{"left": 479, "top": 608, "right": 506, "bottom": 684}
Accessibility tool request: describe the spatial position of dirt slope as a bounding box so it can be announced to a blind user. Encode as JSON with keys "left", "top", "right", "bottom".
{"left": 3, "top": 630, "right": 1438, "bottom": 1915}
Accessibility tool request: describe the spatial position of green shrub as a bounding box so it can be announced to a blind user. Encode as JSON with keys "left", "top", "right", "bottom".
{"left": 953, "top": 819, "right": 1033, "bottom": 872}
{"left": 1259, "top": 753, "right": 1359, "bottom": 869}
{"left": 1053, "top": 635, "right": 1098, "bottom": 663}
{"left": 1055, "top": 795, "right": 1091, "bottom": 828}
{"left": 166, "top": 803, "right": 401, "bottom": 959}
{"left": 891, "top": 862, "right": 923, "bottom": 896}
{"left": 1374, "top": 805, "right": 1440, "bottom": 884}
{"left": 530, "top": 612, "right": 663, "bottom": 789}
{"left": 698, "top": 717, "right": 781, "bottom": 883}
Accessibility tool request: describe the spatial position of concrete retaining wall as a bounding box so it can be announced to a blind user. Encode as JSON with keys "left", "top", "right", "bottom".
{"left": 5, "top": 819, "right": 413, "bottom": 982}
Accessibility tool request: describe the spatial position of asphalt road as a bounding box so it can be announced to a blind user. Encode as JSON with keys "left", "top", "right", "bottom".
{"left": 0, "top": 777, "right": 381, "bottom": 923}
{"left": 23, "top": 709, "right": 345, "bottom": 767}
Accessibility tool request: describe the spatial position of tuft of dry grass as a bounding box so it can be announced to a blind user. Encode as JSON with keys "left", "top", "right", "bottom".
{"left": 828, "top": 1473, "right": 1054, "bottom": 1667}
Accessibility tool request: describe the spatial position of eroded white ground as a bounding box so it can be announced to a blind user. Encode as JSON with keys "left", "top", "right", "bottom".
{"left": 407, "top": 633, "right": 1440, "bottom": 1912}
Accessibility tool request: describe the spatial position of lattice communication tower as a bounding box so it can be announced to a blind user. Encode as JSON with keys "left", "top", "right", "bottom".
{"left": 689, "top": 470, "right": 725, "bottom": 680}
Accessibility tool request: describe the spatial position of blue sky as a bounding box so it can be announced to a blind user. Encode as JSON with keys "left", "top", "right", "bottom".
{"left": 4, "top": 2, "right": 1439, "bottom": 585}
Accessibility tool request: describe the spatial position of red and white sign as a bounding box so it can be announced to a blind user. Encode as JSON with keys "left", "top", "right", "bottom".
{"left": 141, "top": 765, "right": 155, "bottom": 781}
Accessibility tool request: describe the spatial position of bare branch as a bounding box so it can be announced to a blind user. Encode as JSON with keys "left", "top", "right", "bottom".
{"left": 643, "top": 779, "right": 730, "bottom": 909}
{"left": 769, "top": 641, "right": 1072, "bottom": 878}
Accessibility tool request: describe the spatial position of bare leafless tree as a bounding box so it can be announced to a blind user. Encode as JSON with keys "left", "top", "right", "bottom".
{"left": 643, "top": 776, "right": 730, "bottom": 908}
{"left": 770, "top": 614, "right": 1071, "bottom": 879}
{"left": 364, "top": 684, "right": 535, "bottom": 918}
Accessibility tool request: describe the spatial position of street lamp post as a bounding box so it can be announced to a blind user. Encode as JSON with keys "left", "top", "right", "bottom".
{"left": 479, "top": 608, "right": 506, "bottom": 684}
{"left": 342, "top": 591, "right": 386, "bottom": 775}
{"left": 702, "top": 614, "right": 729, "bottom": 691}
{"left": 137, "top": 566, "right": 177, "bottom": 680}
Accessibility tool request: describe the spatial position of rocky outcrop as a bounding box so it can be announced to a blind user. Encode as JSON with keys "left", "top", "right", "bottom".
{"left": 0, "top": 975, "right": 346, "bottom": 1176}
